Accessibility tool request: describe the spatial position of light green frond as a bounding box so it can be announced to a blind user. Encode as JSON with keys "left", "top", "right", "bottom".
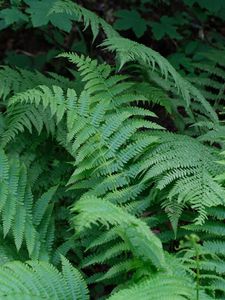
{"left": 0, "top": 149, "right": 57, "bottom": 258}
{"left": 72, "top": 195, "right": 165, "bottom": 269}
{"left": 0, "top": 257, "right": 89, "bottom": 300}
{"left": 108, "top": 274, "right": 197, "bottom": 300}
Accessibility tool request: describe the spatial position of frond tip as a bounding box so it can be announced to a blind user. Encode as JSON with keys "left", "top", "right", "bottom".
{"left": 102, "top": 37, "right": 217, "bottom": 122}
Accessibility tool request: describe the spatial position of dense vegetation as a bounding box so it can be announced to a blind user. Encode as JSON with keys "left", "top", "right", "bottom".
{"left": 0, "top": 0, "right": 225, "bottom": 299}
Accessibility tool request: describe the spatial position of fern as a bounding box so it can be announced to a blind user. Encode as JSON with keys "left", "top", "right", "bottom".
{"left": 5, "top": 53, "right": 223, "bottom": 296}
{"left": 50, "top": 0, "right": 217, "bottom": 126}
{"left": 108, "top": 274, "right": 198, "bottom": 300}
{"left": 0, "top": 66, "right": 73, "bottom": 101}
{"left": 72, "top": 195, "right": 208, "bottom": 300}
{"left": 73, "top": 195, "right": 165, "bottom": 269}
{"left": 178, "top": 234, "right": 225, "bottom": 298}
{"left": 0, "top": 256, "right": 89, "bottom": 300}
{"left": 186, "top": 49, "right": 225, "bottom": 145}
{"left": 0, "top": 149, "right": 57, "bottom": 259}
{"left": 0, "top": 3, "right": 225, "bottom": 297}
{"left": 140, "top": 131, "right": 225, "bottom": 225}
{"left": 173, "top": 206, "right": 225, "bottom": 299}
{"left": 102, "top": 37, "right": 217, "bottom": 122}
{"left": 190, "top": 49, "right": 225, "bottom": 109}
{"left": 51, "top": 0, "right": 118, "bottom": 40}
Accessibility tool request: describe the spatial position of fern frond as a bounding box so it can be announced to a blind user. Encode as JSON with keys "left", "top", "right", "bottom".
{"left": 0, "top": 66, "right": 73, "bottom": 101}
{"left": 0, "top": 257, "right": 89, "bottom": 300}
{"left": 102, "top": 37, "right": 217, "bottom": 122}
{"left": 0, "top": 149, "right": 57, "bottom": 258}
{"left": 108, "top": 274, "right": 197, "bottom": 300}
{"left": 51, "top": 0, "right": 118, "bottom": 40}
{"left": 73, "top": 195, "right": 165, "bottom": 269}
{"left": 141, "top": 132, "right": 225, "bottom": 225}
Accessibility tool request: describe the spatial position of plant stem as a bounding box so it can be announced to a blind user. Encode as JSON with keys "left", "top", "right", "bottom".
{"left": 194, "top": 242, "right": 200, "bottom": 300}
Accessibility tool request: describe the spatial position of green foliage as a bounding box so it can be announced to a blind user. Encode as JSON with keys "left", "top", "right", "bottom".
{"left": 50, "top": 0, "right": 118, "bottom": 39}
{"left": 73, "top": 195, "right": 165, "bottom": 268}
{"left": 0, "top": 256, "right": 89, "bottom": 299}
{"left": 0, "top": 149, "right": 57, "bottom": 259}
{"left": 102, "top": 37, "right": 217, "bottom": 123}
{"left": 108, "top": 274, "right": 197, "bottom": 300}
{"left": 114, "top": 10, "right": 147, "bottom": 38}
{"left": 184, "top": 0, "right": 225, "bottom": 15}
{"left": 0, "top": 0, "right": 77, "bottom": 32}
{"left": 0, "top": 0, "right": 225, "bottom": 299}
{"left": 150, "top": 16, "right": 182, "bottom": 40}
{"left": 0, "top": 7, "right": 27, "bottom": 29}
{"left": 142, "top": 132, "right": 225, "bottom": 226}
{"left": 24, "top": 0, "right": 75, "bottom": 31}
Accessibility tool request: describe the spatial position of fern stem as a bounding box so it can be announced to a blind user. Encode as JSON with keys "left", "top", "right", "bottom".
{"left": 195, "top": 245, "right": 200, "bottom": 300}
{"left": 191, "top": 235, "right": 200, "bottom": 300}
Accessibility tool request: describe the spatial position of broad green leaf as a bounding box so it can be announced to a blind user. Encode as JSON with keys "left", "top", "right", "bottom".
{"left": 24, "top": 0, "right": 74, "bottom": 32}
{"left": 150, "top": 16, "right": 182, "bottom": 40}
{"left": 114, "top": 9, "right": 147, "bottom": 38}
{"left": 0, "top": 7, "right": 28, "bottom": 26}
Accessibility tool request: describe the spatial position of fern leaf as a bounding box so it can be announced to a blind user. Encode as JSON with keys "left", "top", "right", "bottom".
{"left": 73, "top": 195, "right": 165, "bottom": 269}
{"left": 0, "top": 257, "right": 89, "bottom": 299}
